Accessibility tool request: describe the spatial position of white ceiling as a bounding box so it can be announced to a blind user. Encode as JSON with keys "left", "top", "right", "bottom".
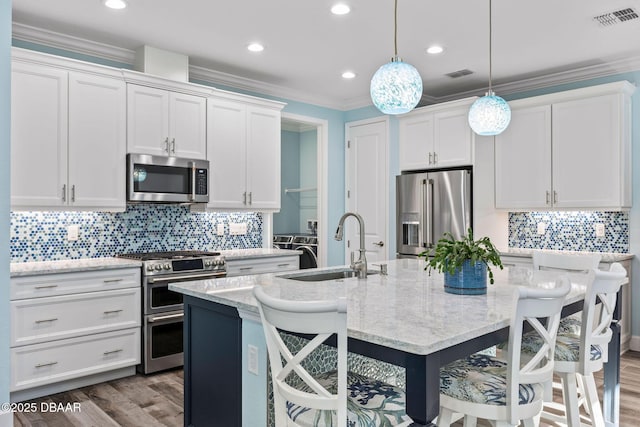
{"left": 11, "top": 0, "right": 640, "bottom": 110}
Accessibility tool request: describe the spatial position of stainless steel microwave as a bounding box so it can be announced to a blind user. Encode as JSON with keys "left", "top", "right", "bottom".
{"left": 127, "top": 153, "right": 209, "bottom": 203}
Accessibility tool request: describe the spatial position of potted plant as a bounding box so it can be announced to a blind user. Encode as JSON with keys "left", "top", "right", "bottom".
{"left": 419, "top": 228, "right": 503, "bottom": 295}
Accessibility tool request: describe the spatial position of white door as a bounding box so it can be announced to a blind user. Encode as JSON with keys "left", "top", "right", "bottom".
{"left": 345, "top": 118, "right": 388, "bottom": 264}
{"left": 169, "top": 92, "right": 207, "bottom": 159}
{"left": 68, "top": 72, "right": 126, "bottom": 210}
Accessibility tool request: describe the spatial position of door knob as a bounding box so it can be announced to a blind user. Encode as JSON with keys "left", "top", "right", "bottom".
{"left": 373, "top": 241, "right": 384, "bottom": 247}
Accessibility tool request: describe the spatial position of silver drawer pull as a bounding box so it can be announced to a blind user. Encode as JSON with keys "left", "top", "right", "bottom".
{"left": 239, "top": 267, "right": 253, "bottom": 271}
{"left": 35, "top": 318, "right": 58, "bottom": 324}
{"left": 103, "top": 309, "right": 123, "bottom": 315}
{"left": 148, "top": 313, "right": 184, "bottom": 323}
{"left": 103, "top": 349, "right": 123, "bottom": 355}
{"left": 103, "top": 278, "right": 123, "bottom": 283}
{"left": 503, "top": 263, "right": 516, "bottom": 267}
{"left": 35, "top": 361, "right": 58, "bottom": 368}
{"left": 277, "top": 263, "right": 290, "bottom": 267}
{"left": 35, "top": 284, "right": 58, "bottom": 289}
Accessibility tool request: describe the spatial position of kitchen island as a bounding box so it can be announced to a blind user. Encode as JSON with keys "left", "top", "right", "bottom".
{"left": 170, "top": 259, "right": 619, "bottom": 427}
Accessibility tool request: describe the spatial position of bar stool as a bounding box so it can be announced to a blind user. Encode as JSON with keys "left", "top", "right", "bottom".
{"left": 253, "top": 285, "right": 412, "bottom": 426}
{"left": 437, "top": 278, "right": 571, "bottom": 427}
{"left": 521, "top": 263, "right": 626, "bottom": 427}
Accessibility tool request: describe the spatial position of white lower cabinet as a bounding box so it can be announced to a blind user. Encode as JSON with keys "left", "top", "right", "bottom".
{"left": 10, "top": 268, "right": 141, "bottom": 397}
{"left": 226, "top": 256, "right": 299, "bottom": 277}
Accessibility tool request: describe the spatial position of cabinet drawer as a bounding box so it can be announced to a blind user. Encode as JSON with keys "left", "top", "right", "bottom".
{"left": 226, "top": 256, "right": 300, "bottom": 277}
{"left": 11, "top": 327, "right": 140, "bottom": 391}
{"left": 11, "top": 288, "right": 141, "bottom": 347}
{"left": 11, "top": 268, "right": 141, "bottom": 300}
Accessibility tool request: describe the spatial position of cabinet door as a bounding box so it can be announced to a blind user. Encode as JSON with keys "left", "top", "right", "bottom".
{"left": 68, "top": 72, "right": 126, "bottom": 210}
{"left": 207, "top": 98, "right": 247, "bottom": 209}
{"left": 495, "top": 104, "right": 552, "bottom": 209}
{"left": 433, "top": 108, "right": 473, "bottom": 167}
{"left": 246, "top": 106, "right": 281, "bottom": 210}
{"left": 11, "top": 62, "right": 68, "bottom": 208}
{"left": 398, "top": 113, "right": 434, "bottom": 171}
{"left": 127, "top": 84, "right": 170, "bottom": 156}
{"left": 552, "top": 94, "right": 622, "bottom": 208}
{"left": 169, "top": 92, "right": 207, "bottom": 159}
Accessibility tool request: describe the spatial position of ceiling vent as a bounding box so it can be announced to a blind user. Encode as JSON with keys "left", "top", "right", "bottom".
{"left": 593, "top": 7, "right": 639, "bottom": 27}
{"left": 445, "top": 69, "right": 474, "bottom": 78}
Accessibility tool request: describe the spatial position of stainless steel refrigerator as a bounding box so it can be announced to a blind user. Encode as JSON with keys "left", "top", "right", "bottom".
{"left": 396, "top": 168, "right": 472, "bottom": 257}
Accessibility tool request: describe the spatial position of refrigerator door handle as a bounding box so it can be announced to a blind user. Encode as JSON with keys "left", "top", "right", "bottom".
{"left": 422, "top": 178, "right": 434, "bottom": 248}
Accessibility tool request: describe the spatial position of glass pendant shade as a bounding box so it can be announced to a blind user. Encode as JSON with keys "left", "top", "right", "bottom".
{"left": 370, "top": 58, "right": 423, "bottom": 115}
{"left": 467, "top": 91, "right": 511, "bottom": 136}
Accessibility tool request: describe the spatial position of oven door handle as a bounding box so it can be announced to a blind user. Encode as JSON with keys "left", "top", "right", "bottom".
{"left": 148, "top": 313, "right": 184, "bottom": 323}
{"left": 147, "top": 272, "right": 226, "bottom": 284}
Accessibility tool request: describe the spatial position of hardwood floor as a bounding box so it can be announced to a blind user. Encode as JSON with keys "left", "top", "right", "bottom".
{"left": 12, "top": 352, "right": 640, "bottom": 426}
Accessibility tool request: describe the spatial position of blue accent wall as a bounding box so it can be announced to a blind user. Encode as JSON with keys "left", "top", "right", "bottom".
{"left": 1, "top": 0, "right": 11, "bottom": 414}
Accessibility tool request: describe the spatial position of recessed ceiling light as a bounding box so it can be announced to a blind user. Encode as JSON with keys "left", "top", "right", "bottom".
{"left": 247, "top": 43, "right": 264, "bottom": 52}
{"left": 426, "top": 45, "right": 444, "bottom": 54}
{"left": 342, "top": 71, "right": 356, "bottom": 79}
{"left": 103, "top": 0, "right": 127, "bottom": 9}
{"left": 331, "top": 4, "right": 351, "bottom": 15}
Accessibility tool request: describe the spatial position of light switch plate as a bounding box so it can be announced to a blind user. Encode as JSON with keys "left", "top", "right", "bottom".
{"left": 67, "top": 225, "right": 79, "bottom": 241}
{"left": 595, "top": 223, "right": 605, "bottom": 237}
{"left": 216, "top": 223, "right": 225, "bottom": 236}
{"left": 537, "top": 222, "right": 546, "bottom": 235}
{"left": 229, "top": 222, "right": 247, "bottom": 235}
{"left": 248, "top": 345, "right": 259, "bottom": 375}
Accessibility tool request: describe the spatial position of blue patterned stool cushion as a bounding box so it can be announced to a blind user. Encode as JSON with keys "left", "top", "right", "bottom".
{"left": 521, "top": 331, "right": 603, "bottom": 362}
{"left": 558, "top": 313, "right": 582, "bottom": 335}
{"left": 440, "top": 354, "right": 542, "bottom": 406}
{"left": 286, "top": 371, "right": 408, "bottom": 426}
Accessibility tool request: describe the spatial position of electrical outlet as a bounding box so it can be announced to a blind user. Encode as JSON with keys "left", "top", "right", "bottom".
{"left": 229, "top": 222, "right": 247, "bottom": 235}
{"left": 595, "top": 223, "right": 605, "bottom": 238}
{"left": 67, "top": 225, "right": 79, "bottom": 241}
{"left": 537, "top": 222, "right": 546, "bottom": 235}
{"left": 248, "top": 345, "right": 259, "bottom": 375}
{"left": 216, "top": 223, "right": 225, "bottom": 236}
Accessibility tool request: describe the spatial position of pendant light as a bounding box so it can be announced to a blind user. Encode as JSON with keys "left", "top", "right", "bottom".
{"left": 370, "top": 0, "right": 423, "bottom": 115}
{"left": 468, "top": 0, "right": 511, "bottom": 136}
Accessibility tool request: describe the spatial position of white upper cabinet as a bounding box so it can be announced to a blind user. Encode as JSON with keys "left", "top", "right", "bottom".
{"left": 399, "top": 97, "right": 476, "bottom": 171}
{"left": 207, "top": 91, "right": 285, "bottom": 211}
{"left": 127, "top": 84, "right": 206, "bottom": 159}
{"left": 11, "top": 50, "right": 126, "bottom": 211}
{"left": 495, "top": 81, "right": 634, "bottom": 210}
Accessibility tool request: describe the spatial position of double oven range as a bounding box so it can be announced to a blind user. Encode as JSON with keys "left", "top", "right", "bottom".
{"left": 117, "top": 250, "right": 226, "bottom": 374}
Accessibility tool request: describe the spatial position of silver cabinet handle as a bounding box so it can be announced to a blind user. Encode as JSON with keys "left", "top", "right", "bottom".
{"left": 239, "top": 267, "right": 253, "bottom": 271}
{"left": 148, "top": 313, "right": 184, "bottom": 323}
{"left": 277, "top": 263, "right": 291, "bottom": 268}
{"left": 546, "top": 191, "right": 551, "bottom": 205}
{"left": 243, "top": 192, "right": 247, "bottom": 205}
{"left": 35, "top": 318, "right": 58, "bottom": 324}
{"left": 433, "top": 152, "right": 438, "bottom": 164}
{"left": 71, "top": 185, "right": 75, "bottom": 202}
{"left": 553, "top": 191, "right": 558, "bottom": 204}
{"left": 373, "top": 241, "right": 384, "bottom": 247}
{"left": 35, "top": 284, "right": 58, "bottom": 289}
{"left": 103, "top": 309, "right": 123, "bottom": 315}
{"left": 428, "top": 152, "right": 433, "bottom": 165}
{"left": 171, "top": 138, "right": 176, "bottom": 154}
{"left": 103, "top": 278, "right": 123, "bottom": 284}
{"left": 62, "top": 184, "right": 66, "bottom": 202}
{"left": 164, "top": 137, "right": 169, "bottom": 153}
{"left": 103, "top": 349, "right": 123, "bottom": 355}
{"left": 35, "top": 361, "right": 58, "bottom": 368}
{"left": 248, "top": 192, "right": 252, "bottom": 205}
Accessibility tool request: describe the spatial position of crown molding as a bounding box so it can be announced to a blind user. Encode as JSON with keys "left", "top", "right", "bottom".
{"left": 12, "top": 22, "right": 640, "bottom": 111}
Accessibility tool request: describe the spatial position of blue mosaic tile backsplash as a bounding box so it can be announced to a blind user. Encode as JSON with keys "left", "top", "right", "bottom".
{"left": 11, "top": 205, "right": 263, "bottom": 262}
{"left": 508, "top": 211, "right": 628, "bottom": 253}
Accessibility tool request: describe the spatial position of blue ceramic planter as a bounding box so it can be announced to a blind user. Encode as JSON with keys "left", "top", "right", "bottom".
{"left": 444, "top": 260, "right": 487, "bottom": 295}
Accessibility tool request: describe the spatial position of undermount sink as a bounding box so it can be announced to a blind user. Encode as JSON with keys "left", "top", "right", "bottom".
{"left": 280, "top": 268, "right": 379, "bottom": 282}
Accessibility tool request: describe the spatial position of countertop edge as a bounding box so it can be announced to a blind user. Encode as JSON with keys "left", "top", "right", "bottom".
{"left": 10, "top": 258, "right": 143, "bottom": 277}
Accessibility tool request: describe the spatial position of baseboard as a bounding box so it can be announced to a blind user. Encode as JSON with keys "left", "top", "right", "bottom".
{"left": 629, "top": 335, "right": 640, "bottom": 352}
{"left": 0, "top": 409, "right": 14, "bottom": 427}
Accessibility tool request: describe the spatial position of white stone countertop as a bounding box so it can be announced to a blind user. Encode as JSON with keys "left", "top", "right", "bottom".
{"left": 169, "top": 258, "right": 590, "bottom": 355}
{"left": 499, "top": 248, "right": 633, "bottom": 262}
{"left": 10, "top": 257, "right": 142, "bottom": 277}
{"left": 220, "top": 248, "right": 301, "bottom": 260}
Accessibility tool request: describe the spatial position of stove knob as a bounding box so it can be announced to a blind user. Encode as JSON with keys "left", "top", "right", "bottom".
{"left": 154, "top": 264, "right": 162, "bottom": 271}
{"left": 204, "top": 260, "right": 212, "bottom": 267}
{"left": 163, "top": 263, "right": 171, "bottom": 270}
{"left": 146, "top": 265, "right": 154, "bottom": 272}
{"left": 214, "top": 259, "right": 221, "bottom": 266}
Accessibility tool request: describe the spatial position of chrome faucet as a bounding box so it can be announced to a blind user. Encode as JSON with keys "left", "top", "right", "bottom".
{"left": 334, "top": 212, "right": 367, "bottom": 279}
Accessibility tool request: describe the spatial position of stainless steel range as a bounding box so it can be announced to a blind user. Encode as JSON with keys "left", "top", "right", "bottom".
{"left": 117, "top": 250, "right": 226, "bottom": 374}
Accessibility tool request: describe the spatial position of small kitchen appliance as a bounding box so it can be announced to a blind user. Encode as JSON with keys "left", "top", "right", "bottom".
{"left": 117, "top": 250, "right": 226, "bottom": 374}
